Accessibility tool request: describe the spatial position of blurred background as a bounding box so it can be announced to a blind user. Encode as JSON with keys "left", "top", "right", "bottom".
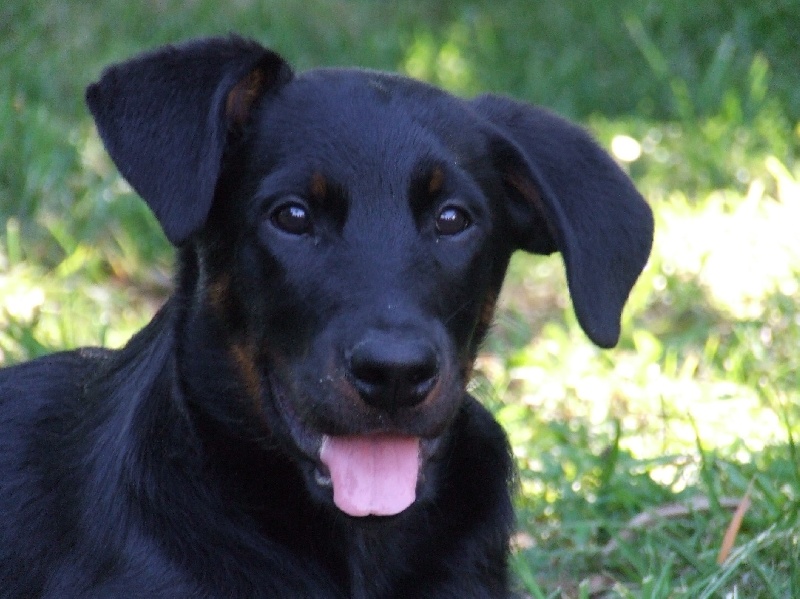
{"left": 1, "top": 1, "right": 798, "bottom": 596}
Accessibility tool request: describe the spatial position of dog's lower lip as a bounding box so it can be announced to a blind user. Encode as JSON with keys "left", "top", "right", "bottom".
{"left": 314, "top": 468, "right": 332, "bottom": 487}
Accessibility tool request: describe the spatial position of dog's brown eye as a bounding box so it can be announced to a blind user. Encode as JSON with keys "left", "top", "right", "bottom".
{"left": 435, "top": 206, "right": 471, "bottom": 236}
{"left": 272, "top": 203, "right": 311, "bottom": 235}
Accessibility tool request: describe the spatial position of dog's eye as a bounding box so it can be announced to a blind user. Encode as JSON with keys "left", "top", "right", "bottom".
{"left": 272, "top": 202, "right": 311, "bottom": 235}
{"left": 435, "top": 206, "right": 471, "bottom": 236}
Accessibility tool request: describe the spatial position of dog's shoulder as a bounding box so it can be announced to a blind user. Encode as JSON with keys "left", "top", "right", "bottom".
{"left": 0, "top": 349, "right": 104, "bottom": 593}
{"left": 0, "top": 347, "right": 111, "bottom": 505}
{"left": 0, "top": 348, "right": 109, "bottom": 421}
{"left": 0, "top": 345, "right": 214, "bottom": 597}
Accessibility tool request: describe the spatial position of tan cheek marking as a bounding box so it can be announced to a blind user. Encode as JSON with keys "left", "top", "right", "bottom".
{"left": 462, "top": 362, "right": 475, "bottom": 386}
{"left": 230, "top": 341, "right": 262, "bottom": 405}
{"left": 208, "top": 273, "right": 232, "bottom": 316}
{"left": 480, "top": 292, "right": 498, "bottom": 330}
{"left": 466, "top": 292, "right": 500, "bottom": 381}
{"left": 473, "top": 291, "right": 499, "bottom": 343}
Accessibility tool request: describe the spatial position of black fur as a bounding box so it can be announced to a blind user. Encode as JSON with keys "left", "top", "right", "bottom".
{"left": 0, "top": 36, "right": 653, "bottom": 598}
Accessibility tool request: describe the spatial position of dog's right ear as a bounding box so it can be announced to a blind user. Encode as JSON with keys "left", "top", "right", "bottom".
{"left": 86, "top": 37, "right": 292, "bottom": 245}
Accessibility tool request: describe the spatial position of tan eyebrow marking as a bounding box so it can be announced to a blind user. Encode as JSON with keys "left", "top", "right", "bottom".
{"left": 310, "top": 172, "right": 328, "bottom": 202}
{"left": 428, "top": 165, "right": 444, "bottom": 196}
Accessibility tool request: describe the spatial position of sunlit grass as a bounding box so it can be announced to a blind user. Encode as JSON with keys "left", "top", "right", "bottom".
{"left": 483, "top": 151, "right": 800, "bottom": 455}
{"left": 474, "top": 120, "right": 800, "bottom": 597}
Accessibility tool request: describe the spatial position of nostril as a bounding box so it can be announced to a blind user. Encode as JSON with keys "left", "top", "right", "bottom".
{"left": 348, "top": 336, "right": 439, "bottom": 412}
{"left": 406, "top": 360, "right": 438, "bottom": 389}
{"left": 353, "top": 363, "right": 391, "bottom": 387}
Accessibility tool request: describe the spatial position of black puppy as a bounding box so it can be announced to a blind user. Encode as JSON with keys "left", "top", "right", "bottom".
{"left": 0, "top": 37, "right": 652, "bottom": 597}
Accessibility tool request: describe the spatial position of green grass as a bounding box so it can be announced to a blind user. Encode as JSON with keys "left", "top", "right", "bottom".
{"left": 2, "top": 1, "right": 800, "bottom": 596}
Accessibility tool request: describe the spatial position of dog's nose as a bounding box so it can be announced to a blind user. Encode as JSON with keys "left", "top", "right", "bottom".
{"left": 348, "top": 334, "right": 439, "bottom": 412}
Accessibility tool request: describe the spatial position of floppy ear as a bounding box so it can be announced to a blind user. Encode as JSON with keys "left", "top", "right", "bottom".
{"left": 471, "top": 94, "right": 653, "bottom": 348}
{"left": 85, "top": 36, "right": 293, "bottom": 245}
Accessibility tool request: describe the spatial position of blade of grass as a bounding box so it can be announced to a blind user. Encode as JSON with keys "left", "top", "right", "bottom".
{"left": 696, "top": 524, "right": 783, "bottom": 599}
{"left": 690, "top": 415, "right": 720, "bottom": 511}
{"left": 5, "top": 217, "right": 23, "bottom": 265}
{"left": 511, "top": 551, "right": 556, "bottom": 599}
{"left": 717, "top": 480, "right": 753, "bottom": 564}
{"left": 597, "top": 418, "right": 621, "bottom": 493}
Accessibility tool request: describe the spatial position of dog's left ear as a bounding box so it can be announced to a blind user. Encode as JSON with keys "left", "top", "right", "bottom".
{"left": 472, "top": 94, "right": 654, "bottom": 348}
{"left": 86, "top": 36, "right": 293, "bottom": 245}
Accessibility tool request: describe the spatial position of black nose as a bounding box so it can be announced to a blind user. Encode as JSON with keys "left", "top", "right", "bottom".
{"left": 348, "top": 334, "right": 439, "bottom": 412}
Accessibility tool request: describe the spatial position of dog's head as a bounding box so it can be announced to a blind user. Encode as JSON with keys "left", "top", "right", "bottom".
{"left": 87, "top": 37, "right": 652, "bottom": 518}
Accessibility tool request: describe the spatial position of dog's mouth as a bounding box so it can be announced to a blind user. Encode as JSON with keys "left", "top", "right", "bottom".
{"left": 320, "top": 433, "right": 439, "bottom": 517}
{"left": 267, "top": 375, "right": 446, "bottom": 518}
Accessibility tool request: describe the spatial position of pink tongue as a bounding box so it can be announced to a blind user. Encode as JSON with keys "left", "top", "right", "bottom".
{"left": 320, "top": 434, "right": 420, "bottom": 517}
